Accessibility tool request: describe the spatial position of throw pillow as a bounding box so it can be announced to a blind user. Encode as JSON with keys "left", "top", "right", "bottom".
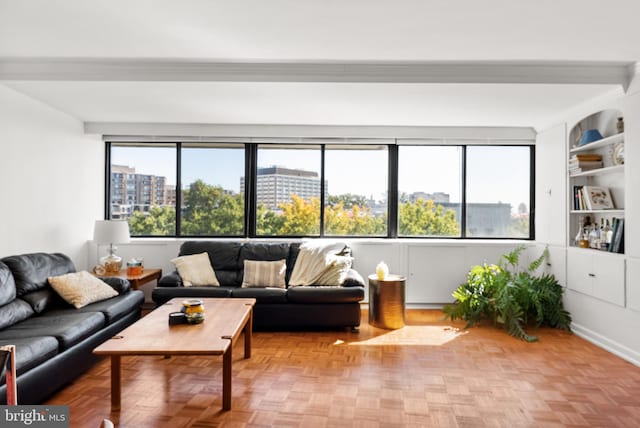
{"left": 171, "top": 252, "right": 220, "bottom": 287}
{"left": 48, "top": 271, "right": 118, "bottom": 309}
{"left": 242, "top": 259, "right": 287, "bottom": 288}
{"left": 288, "top": 240, "right": 348, "bottom": 286}
{"left": 313, "top": 255, "right": 354, "bottom": 286}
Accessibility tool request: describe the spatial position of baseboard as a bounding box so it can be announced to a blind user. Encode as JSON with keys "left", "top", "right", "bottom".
{"left": 572, "top": 322, "right": 640, "bottom": 367}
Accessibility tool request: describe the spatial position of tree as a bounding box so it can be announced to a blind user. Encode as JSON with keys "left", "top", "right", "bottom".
{"left": 181, "top": 180, "right": 244, "bottom": 235}
{"left": 327, "top": 193, "right": 368, "bottom": 209}
{"left": 128, "top": 206, "right": 176, "bottom": 235}
{"left": 399, "top": 198, "right": 459, "bottom": 236}
{"left": 324, "top": 202, "right": 386, "bottom": 236}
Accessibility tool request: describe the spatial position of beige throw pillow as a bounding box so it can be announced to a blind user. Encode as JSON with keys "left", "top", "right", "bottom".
{"left": 242, "top": 259, "right": 287, "bottom": 288}
{"left": 171, "top": 252, "right": 220, "bottom": 287}
{"left": 48, "top": 271, "right": 118, "bottom": 309}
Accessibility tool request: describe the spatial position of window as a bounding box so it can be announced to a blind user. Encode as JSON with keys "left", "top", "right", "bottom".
{"left": 181, "top": 144, "right": 245, "bottom": 236}
{"left": 110, "top": 144, "right": 177, "bottom": 236}
{"left": 466, "top": 146, "right": 531, "bottom": 238}
{"left": 106, "top": 140, "right": 533, "bottom": 239}
{"left": 256, "top": 145, "right": 322, "bottom": 236}
{"left": 324, "top": 145, "right": 388, "bottom": 236}
{"left": 398, "top": 146, "right": 462, "bottom": 237}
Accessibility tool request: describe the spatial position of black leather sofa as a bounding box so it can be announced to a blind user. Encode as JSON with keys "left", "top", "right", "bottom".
{"left": 0, "top": 252, "right": 144, "bottom": 404}
{"left": 152, "top": 241, "right": 365, "bottom": 330}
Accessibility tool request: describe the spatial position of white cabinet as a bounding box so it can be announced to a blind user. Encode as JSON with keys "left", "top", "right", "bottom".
{"left": 627, "top": 257, "right": 640, "bottom": 312}
{"left": 536, "top": 123, "right": 566, "bottom": 246}
{"left": 406, "top": 245, "right": 467, "bottom": 304}
{"left": 567, "top": 247, "right": 625, "bottom": 307}
{"left": 531, "top": 244, "right": 566, "bottom": 287}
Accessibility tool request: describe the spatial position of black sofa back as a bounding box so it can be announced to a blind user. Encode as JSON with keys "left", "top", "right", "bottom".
{"left": 178, "top": 241, "right": 301, "bottom": 287}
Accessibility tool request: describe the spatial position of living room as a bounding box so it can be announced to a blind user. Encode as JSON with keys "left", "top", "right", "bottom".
{"left": 1, "top": 1, "right": 640, "bottom": 426}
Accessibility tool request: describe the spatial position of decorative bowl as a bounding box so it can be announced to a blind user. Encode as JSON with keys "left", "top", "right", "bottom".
{"left": 578, "top": 129, "right": 603, "bottom": 146}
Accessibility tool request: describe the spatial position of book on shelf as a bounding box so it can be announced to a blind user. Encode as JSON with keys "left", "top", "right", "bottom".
{"left": 609, "top": 218, "right": 625, "bottom": 253}
{"left": 570, "top": 153, "right": 603, "bottom": 162}
{"left": 573, "top": 185, "right": 586, "bottom": 210}
{"left": 582, "top": 186, "right": 615, "bottom": 210}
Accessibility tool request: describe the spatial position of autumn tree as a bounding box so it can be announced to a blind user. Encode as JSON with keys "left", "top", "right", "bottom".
{"left": 399, "top": 198, "right": 459, "bottom": 236}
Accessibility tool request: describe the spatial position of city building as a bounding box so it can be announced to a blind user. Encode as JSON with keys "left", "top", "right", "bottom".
{"left": 110, "top": 165, "right": 169, "bottom": 219}
{"left": 242, "top": 166, "right": 328, "bottom": 210}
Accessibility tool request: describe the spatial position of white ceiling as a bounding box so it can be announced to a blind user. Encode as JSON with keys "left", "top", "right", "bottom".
{"left": 1, "top": 0, "right": 639, "bottom": 131}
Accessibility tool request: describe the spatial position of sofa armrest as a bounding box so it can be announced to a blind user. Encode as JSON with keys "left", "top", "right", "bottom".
{"left": 99, "top": 277, "right": 131, "bottom": 294}
{"left": 158, "top": 271, "right": 183, "bottom": 288}
{"left": 342, "top": 269, "right": 366, "bottom": 287}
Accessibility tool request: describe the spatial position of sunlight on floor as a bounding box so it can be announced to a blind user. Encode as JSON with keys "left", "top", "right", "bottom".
{"left": 334, "top": 325, "right": 467, "bottom": 347}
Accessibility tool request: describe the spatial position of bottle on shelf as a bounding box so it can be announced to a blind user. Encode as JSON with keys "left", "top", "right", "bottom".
{"left": 589, "top": 224, "right": 599, "bottom": 249}
{"left": 603, "top": 219, "right": 612, "bottom": 250}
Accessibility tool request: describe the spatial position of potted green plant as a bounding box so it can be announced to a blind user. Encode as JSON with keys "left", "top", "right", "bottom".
{"left": 443, "top": 246, "right": 571, "bottom": 342}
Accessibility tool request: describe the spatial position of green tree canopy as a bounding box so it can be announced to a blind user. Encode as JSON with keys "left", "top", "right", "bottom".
{"left": 399, "top": 198, "right": 459, "bottom": 236}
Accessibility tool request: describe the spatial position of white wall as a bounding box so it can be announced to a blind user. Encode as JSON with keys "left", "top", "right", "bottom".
{"left": 0, "top": 84, "right": 103, "bottom": 268}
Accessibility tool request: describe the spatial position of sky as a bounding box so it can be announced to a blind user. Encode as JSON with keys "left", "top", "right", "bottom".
{"left": 111, "top": 144, "right": 530, "bottom": 212}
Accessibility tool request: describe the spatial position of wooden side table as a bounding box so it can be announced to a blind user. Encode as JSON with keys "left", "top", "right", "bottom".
{"left": 99, "top": 268, "right": 162, "bottom": 290}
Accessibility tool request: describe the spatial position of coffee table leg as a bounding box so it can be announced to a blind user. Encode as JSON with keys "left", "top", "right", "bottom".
{"left": 244, "top": 309, "right": 253, "bottom": 359}
{"left": 111, "top": 356, "right": 121, "bottom": 410}
{"left": 222, "top": 345, "right": 232, "bottom": 410}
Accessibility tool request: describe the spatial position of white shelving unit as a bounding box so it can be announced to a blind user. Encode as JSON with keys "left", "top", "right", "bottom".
{"left": 568, "top": 113, "right": 625, "bottom": 254}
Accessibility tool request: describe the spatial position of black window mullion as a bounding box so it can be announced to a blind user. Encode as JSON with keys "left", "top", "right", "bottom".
{"left": 529, "top": 145, "right": 535, "bottom": 240}
{"left": 246, "top": 144, "right": 257, "bottom": 237}
{"left": 388, "top": 144, "right": 398, "bottom": 238}
{"left": 104, "top": 142, "right": 112, "bottom": 220}
{"left": 175, "top": 143, "right": 182, "bottom": 237}
{"left": 319, "top": 145, "right": 326, "bottom": 237}
{"left": 460, "top": 146, "right": 467, "bottom": 238}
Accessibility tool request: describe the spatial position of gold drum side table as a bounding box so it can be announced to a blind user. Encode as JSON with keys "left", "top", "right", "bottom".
{"left": 368, "top": 274, "right": 406, "bottom": 329}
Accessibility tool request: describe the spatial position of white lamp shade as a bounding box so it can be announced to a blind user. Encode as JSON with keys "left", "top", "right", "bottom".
{"left": 93, "top": 220, "right": 131, "bottom": 244}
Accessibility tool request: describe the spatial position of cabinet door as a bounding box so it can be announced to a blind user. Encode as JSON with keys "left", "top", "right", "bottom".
{"left": 627, "top": 257, "right": 640, "bottom": 312}
{"left": 566, "top": 248, "right": 592, "bottom": 295}
{"left": 592, "top": 253, "right": 625, "bottom": 307}
{"left": 407, "top": 246, "right": 467, "bottom": 303}
{"left": 545, "top": 245, "right": 567, "bottom": 287}
{"left": 535, "top": 123, "right": 566, "bottom": 246}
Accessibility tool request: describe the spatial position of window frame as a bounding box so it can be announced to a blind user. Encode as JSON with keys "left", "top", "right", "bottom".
{"left": 105, "top": 141, "right": 535, "bottom": 240}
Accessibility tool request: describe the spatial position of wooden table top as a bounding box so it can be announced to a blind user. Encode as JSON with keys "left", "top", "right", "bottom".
{"left": 94, "top": 298, "right": 256, "bottom": 356}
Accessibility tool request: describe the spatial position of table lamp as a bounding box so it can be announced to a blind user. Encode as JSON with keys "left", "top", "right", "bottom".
{"left": 93, "top": 220, "right": 131, "bottom": 274}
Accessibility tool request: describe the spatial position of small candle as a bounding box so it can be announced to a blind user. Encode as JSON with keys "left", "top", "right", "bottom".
{"left": 376, "top": 261, "right": 388, "bottom": 280}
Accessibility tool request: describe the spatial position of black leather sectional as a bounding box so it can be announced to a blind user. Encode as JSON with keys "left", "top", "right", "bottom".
{"left": 152, "top": 241, "right": 366, "bottom": 330}
{"left": 0, "top": 252, "right": 144, "bottom": 404}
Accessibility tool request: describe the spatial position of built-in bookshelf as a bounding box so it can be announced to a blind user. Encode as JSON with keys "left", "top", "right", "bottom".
{"left": 568, "top": 110, "right": 625, "bottom": 254}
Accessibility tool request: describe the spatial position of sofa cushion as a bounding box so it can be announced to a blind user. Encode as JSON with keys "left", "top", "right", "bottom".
{"left": 0, "top": 299, "right": 34, "bottom": 331}
{"left": 0, "top": 336, "right": 58, "bottom": 379}
{"left": 231, "top": 287, "right": 288, "bottom": 303}
{"left": 171, "top": 252, "right": 220, "bottom": 287}
{"left": 0, "top": 311, "right": 106, "bottom": 350}
{"left": 180, "top": 241, "right": 243, "bottom": 286}
{"left": 2, "top": 253, "right": 75, "bottom": 296}
{"left": 20, "top": 289, "right": 68, "bottom": 314}
{"left": 48, "top": 271, "right": 118, "bottom": 309}
{"left": 286, "top": 285, "right": 364, "bottom": 304}
{"left": 0, "top": 261, "right": 16, "bottom": 306}
{"left": 242, "top": 259, "right": 287, "bottom": 288}
{"left": 47, "top": 290, "right": 144, "bottom": 325}
{"left": 312, "top": 255, "right": 354, "bottom": 286}
{"left": 99, "top": 277, "right": 132, "bottom": 294}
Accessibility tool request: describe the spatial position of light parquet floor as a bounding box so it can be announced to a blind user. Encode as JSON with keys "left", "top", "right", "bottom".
{"left": 45, "top": 309, "right": 640, "bottom": 427}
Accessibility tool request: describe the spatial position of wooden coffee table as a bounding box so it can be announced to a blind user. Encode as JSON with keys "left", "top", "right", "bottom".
{"left": 94, "top": 298, "right": 256, "bottom": 411}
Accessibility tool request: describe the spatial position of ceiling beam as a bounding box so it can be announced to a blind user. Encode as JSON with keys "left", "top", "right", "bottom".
{"left": 0, "top": 58, "right": 634, "bottom": 88}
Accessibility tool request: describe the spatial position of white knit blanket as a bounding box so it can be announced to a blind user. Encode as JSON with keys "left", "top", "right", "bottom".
{"left": 288, "top": 241, "right": 347, "bottom": 286}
